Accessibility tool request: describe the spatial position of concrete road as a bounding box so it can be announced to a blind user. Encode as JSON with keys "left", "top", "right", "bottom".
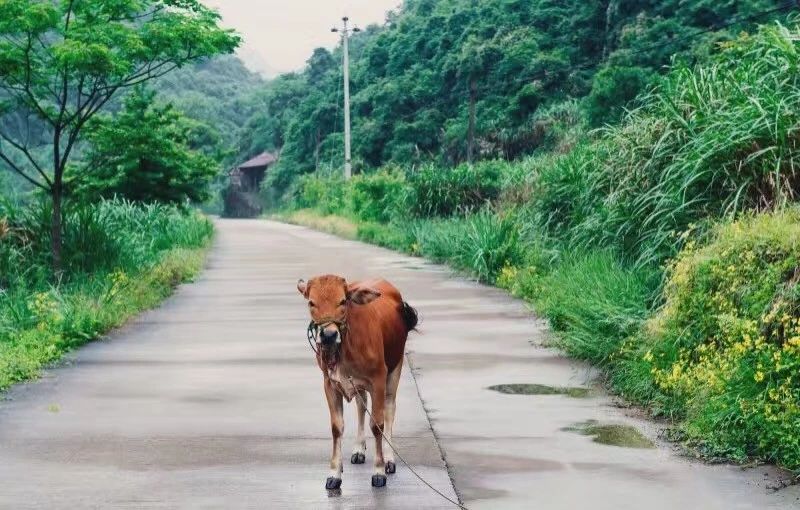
{"left": 0, "top": 219, "right": 797, "bottom": 509}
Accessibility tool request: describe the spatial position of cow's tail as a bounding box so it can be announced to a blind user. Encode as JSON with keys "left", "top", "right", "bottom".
{"left": 401, "top": 301, "right": 419, "bottom": 332}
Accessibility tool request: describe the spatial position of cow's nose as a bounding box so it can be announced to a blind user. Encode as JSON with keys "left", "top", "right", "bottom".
{"left": 319, "top": 328, "right": 339, "bottom": 345}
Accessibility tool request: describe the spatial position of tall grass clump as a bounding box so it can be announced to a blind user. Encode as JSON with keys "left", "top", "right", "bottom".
{"left": 348, "top": 169, "right": 406, "bottom": 223}
{"left": 535, "top": 22, "right": 800, "bottom": 266}
{"left": 406, "top": 160, "right": 506, "bottom": 217}
{"left": 410, "top": 209, "right": 524, "bottom": 282}
{"left": 531, "top": 251, "right": 657, "bottom": 365}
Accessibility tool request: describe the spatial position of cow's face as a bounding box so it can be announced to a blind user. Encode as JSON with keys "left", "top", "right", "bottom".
{"left": 297, "top": 274, "right": 380, "bottom": 348}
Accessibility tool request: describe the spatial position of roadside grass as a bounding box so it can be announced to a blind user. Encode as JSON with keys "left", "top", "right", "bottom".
{"left": 275, "top": 209, "right": 358, "bottom": 240}
{"left": 0, "top": 199, "right": 213, "bottom": 391}
{"left": 524, "top": 251, "right": 658, "bottom": 366}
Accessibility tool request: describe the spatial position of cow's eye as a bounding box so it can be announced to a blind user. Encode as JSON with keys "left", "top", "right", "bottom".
{"left": 308, "top": 301, "right": 315, "bottom": 307}
{"left": 339, "top": 299, "right": 347, "bottom": 306}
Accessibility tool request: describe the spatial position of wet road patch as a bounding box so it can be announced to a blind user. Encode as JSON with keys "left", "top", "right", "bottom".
{"left": 488, "top": 383, "right": 593, "bottom": 398}
{"left": 563, "top": 420, "right": 654, "bottom": 449}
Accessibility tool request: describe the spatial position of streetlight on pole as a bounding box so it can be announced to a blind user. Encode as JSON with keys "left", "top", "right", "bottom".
{"left": 331, "top": 17, "right": 359, "bottom": 180}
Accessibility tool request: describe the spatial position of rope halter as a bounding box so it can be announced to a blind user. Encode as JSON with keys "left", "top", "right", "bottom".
{"left": 306, "top": 318, "right": 348, "bottom": 355}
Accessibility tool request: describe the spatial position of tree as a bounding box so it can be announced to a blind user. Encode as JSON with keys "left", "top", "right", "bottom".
{"left": 0, "top": 0, "right": 239, "bottom": 272}
{"left": 74, "top": 87, "right": 218, "bottom": 205}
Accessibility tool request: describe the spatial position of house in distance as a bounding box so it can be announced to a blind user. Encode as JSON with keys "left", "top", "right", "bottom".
{"left": 223, "top": 152, "right": 277, "bottom": 218}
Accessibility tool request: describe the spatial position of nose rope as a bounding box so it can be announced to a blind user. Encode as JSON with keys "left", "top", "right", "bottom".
{"left": 306, "top": 318, "right": 348, "bottom": 355}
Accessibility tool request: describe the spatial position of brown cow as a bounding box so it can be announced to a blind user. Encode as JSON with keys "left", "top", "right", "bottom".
{"left": 297, "top": 274, "right": 418, "bottom": 490}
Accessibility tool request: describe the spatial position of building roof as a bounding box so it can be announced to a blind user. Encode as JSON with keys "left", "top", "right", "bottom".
{"left": 238, "top": 152, "right": 277, "bottom": 171}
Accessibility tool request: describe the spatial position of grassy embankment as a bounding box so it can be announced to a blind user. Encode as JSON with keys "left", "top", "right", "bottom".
{"left": 276, "top": 24, "right": 800, "bottom": 472}
{"left": 0, "top": 199, "right": 213, "bottom": 390}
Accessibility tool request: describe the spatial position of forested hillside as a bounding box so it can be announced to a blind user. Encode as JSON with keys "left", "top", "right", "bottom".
{"left": 246, "top": 0, "right": 796, "bottom": 193}
{"left": 153, "top": 55, "right": 264, "bottom": 164}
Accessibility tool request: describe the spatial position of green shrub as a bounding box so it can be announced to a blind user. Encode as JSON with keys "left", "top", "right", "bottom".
{"left": 294, "top": 174, "right": 348, "bottom": 215}
{"left": 640, "top": 208, "right": 800, "bottom": 469}
{"left": 406, "top": 160, "right": 505, "bottom": 217}
{"left": 349, "top": 169, "right": 406, "bottom": 223}
{"left": 584, "top": 66, "right": 657, "bottom": 127}
{"left": 529, "top": 142, "right": 607, "bottom": 244}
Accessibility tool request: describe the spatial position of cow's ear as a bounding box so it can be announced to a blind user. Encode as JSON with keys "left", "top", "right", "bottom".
{"left": 348, "top": 287, "right": 381, "bottom": 305}
{"left": 297, "top": 279, "right": 309, "bottom": 298}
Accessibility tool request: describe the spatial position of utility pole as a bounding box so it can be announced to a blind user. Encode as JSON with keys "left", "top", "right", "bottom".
{"left": 331, "top": 17, "right": 360, "bottom": 179}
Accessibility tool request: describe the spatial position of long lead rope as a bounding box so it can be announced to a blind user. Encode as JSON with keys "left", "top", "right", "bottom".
{"left": 346, "top": 376, "right": 469, "bottom": 509}
{"left": 306, "top": 325, "right": 468, "bottom": 509}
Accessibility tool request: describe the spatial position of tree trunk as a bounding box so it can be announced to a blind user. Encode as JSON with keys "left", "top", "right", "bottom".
{"left": 51, "top": 183, "right": 63, "bottom": 276}
{"left": 51, "top": 132, "right": 63, "bottom": 276}
{"left": 315, "top": 126, "right": 321, "bottom": 170}
{"left": 467, "top": 76, "right": 477, "bottom": 164}
{"left": 602, "top": 0, "right": 618, "bottom": 62}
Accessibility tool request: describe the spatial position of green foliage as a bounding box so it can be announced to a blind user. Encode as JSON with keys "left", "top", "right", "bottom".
{"left": 638, "top": 209, "right": 800, "bottom": 469}
{"left": 584, "top": 66, "right": 657, "bottom": 126}
{"left": 293, "top": 173, "right": 348, "bottom": 215}
{"left": 0, "top": 199, "right": 212, "bottom": 389}
{"left": 0, "top": 198, "right": 212, "bottom": 284}
{"left": 356, "top": 221, "right": 415, "bottom": 251}
{"left": 74, "top": 88, "right": 219, "bottom": 205}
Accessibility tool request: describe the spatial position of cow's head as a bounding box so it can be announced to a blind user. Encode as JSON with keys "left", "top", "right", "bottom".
{"left": 297, "top": 274, "right": 381, "bottom": 348}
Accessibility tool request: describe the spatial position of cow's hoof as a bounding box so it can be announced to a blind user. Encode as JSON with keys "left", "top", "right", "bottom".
{"left": 325, "top": 477, "right": 342, "bottom": 490}
{"left": 371, "top": 474, "right": 387, "bottom": 488}
{"left": 385, "top": 461, "right": 396, "bottom": 474}
{"left": 350, "top": 452, "right": 365, "bottom": 464}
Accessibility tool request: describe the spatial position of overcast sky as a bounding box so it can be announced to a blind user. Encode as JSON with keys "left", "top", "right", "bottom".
{"left": 203, "top": 0, "right": 402, "bottom": 77}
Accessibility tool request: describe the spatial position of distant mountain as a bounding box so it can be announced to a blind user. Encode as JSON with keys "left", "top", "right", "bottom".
{"left": 237, "top": 46, "right": 282, "bottom": 79}
{"left": 153, "top": 55, "right": 265, "bottom": 163}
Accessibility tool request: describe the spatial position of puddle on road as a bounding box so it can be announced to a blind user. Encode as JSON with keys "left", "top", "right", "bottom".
{"left": 563, "top": 420, "right": 654, "bottom": 449}
{"left": 488, "top": 383, "right": 593, "bottom": 398}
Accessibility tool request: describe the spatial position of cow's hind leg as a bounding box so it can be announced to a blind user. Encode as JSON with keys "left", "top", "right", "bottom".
{"left": 350, "top": 389, "right": 368, "bottom": 464}
{"left": 369, "top": 374, "right": 387, "bottom": 487}
{"left": 383, "top": 362, "right": 403, "bottom": 475}
{"left": 324, "top": 379, "right": 344, "bottom": 490}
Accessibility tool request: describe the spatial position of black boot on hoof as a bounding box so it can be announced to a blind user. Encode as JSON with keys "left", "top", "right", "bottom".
{"left": 350, "top": 452, "right": 365, "bottom": 464}
{"left": 371, "top": 474, "right": 387, "bottom": 488}
{"left": 385, "top": 461, "right": 396, "bottom": 474}
{"left": 325, "top": 477, "right": 342, "bottom": 490}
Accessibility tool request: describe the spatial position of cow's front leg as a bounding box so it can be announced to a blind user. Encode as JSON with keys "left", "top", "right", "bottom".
{"left": 350, "top": 389, "right": 368, "bottom": 464}
{"left": 383, "top": 362, "right": 403, "bottom": 475}
{"left": 324, "top": 378, "right": 344, "bottom": 490}
{"left": 369, "top": 376, "right": 387, "bottom": 487}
